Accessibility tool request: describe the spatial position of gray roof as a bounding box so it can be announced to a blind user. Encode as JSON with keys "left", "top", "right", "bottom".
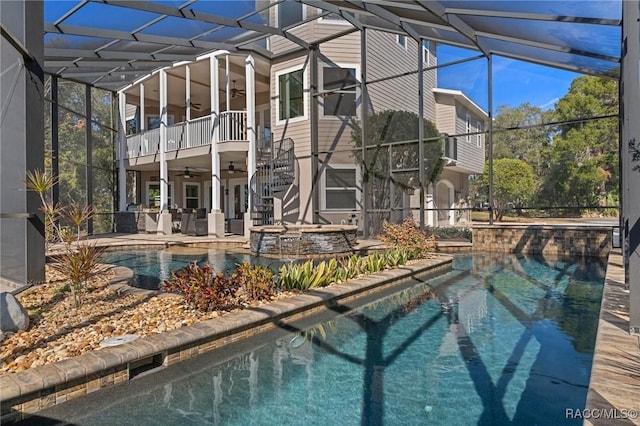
{"left": 44, "top": 0, "right": 621, "bottom": 91}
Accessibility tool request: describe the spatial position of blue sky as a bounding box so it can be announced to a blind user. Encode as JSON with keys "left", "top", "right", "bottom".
{"left": 437, "top": 46, "right": 582, "bottom": 114}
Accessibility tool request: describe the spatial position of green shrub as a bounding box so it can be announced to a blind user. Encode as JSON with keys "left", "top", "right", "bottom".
{"left": 342, "top": 254, "right": 364, "bottom": 279}
{"left": 385, "top": 248, "right": 410, "bottom": 267}
{"left": 276, "top": 259, "right": 338, "bottom": 291}
{"left": 424, "top": 226, "right": 472, "bottom": 241}
{"left": 364, "top": 252, "right": 386, "bottom": 273}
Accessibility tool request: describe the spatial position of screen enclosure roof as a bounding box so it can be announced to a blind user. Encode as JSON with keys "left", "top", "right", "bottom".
{"left": 43, "top": 0, "right": 622, "bottom": 91}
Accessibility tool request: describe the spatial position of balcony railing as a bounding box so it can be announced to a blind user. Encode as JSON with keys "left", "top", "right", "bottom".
{"left": 188, "top": 116, "right": 212, "bottom": 148}
{"left": 124, "top": 112, "right": 247, "bottom": 159}
{"left": 219, "top": 110, "right": 247, "bottom": 142}
{"left": 126, "top": 128, "right": 160, "bottom": 158}
{"left": 166, "top": 122, "right": 186, "bottom": 151}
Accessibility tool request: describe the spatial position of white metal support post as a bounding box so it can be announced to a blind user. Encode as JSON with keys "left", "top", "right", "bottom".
{"left": 157, "top": 69, "right": 172, "bottom": 234}
{"left": 140, "top": 83, "right": 145, "bottom": 132}
{"left": 244, "top": 54, "right": 256, "bottom": 238}
{"left": 208, "top": 54, "right": 225, "bottom": 236}
{"left": 185, "top": 65, "right": 190, "bottom": 146}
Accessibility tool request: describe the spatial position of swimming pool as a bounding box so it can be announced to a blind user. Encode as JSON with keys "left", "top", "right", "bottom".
{"left": 100, "top": 247, "right": 287, "bottom": 290}
{"left": 33, "top": 253, "right": 605, "bottom": 425}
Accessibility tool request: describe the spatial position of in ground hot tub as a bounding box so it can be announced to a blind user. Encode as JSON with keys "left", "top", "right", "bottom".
{"left": 249, "top": 225, "right": 358, "bottom": 256}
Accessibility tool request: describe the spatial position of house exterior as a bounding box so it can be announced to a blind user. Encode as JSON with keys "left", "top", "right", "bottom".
{"left": 117, "top": 3, "right": 486, "bottom": 237}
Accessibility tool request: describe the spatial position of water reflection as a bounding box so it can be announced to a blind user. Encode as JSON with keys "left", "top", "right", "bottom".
{"left": 100, "top": 248, "right": 285, "bottom": 290}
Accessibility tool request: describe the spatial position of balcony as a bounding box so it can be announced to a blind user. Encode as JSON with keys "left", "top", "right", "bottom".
{"left": 123, "top": 111, "right": 248, "bottom": 159}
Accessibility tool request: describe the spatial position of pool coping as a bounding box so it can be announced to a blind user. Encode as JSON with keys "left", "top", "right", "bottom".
{"left": 585, "top": 249, "right": 640, "bottom": 426}
{"left": 0, "top": 255, "right": 453, "bottom": 420}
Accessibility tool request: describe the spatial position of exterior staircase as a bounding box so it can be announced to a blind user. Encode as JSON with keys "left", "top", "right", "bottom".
{"left": 250, "top": 136, "right": 295, "bottom": 225}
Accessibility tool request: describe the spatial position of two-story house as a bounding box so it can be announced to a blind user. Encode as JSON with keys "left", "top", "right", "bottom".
{"left": 117, "top": 3, "right": 486, "bottom": 237}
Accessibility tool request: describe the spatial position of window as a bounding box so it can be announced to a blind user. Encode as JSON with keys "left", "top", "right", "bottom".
{"left": 146, "top": 181, "right": 173, "bottom": 209}
{"left": 325, "top": 167, "right": 358, "bottom": 210}
{"left": 184, "top": 183, "right": 200, "bottom": 209}
{"left": 465, "top": 114, "right": 471, "bottom": 143}
{"left": 146, "top": 115, "right": 174, "bottom": 130}
{"left": 322, "top": 67, "right": 357, "bottom": 116}
{"left": 396, "top": 34, "right": 407, "bottom": 49}
{"left": 477, "top": 121, "right": 483, "bottom": 147}
{"left": 422, "top": 41, "right": 430, "bottom": 66}
{"left": 278, "top": 1, "right": 303, "bottom": 28}
{"left": 277, "top": 68, "right": 305, "bottom": 122}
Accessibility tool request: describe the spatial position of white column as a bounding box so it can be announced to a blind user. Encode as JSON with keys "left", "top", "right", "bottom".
{"left": 225, "top": 54, "right": 230, "bottom": 111}
{"left": 140, "top": 83, "right": 145, "bottom": 132}
{"left": 449, "top": 186, "right": 455, "bottom": 226}
{"left": 208, "top": 55, "right": 225, "bottom": 237}
{"left": 118, "top": 92, "right": 127, "bottom": 211}
{"left": 159, "top": 69, "right": 168, "bottom": 211}
{"left": 244, "top": 55, "right": 256, "bottom": 237}
{"left": 185, "top": 65, "right": 190, "bottom": 146}
{"left": 426, "top": 184, "right": 435, "bottom": 226}
{"left": 210, "top": 56, "right": 220, "bottom": 211}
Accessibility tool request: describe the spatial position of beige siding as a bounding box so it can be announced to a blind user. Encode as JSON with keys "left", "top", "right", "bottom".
{"left": 317, "top": 32, "right": 361, "bottom": 157}
{"left": 267, "top": 3, "right": 312, "bottom": 56}
{"left": 365, "top": 30, "right": 437, "bottom": 122}
{"left": 435, "top": 98, "right": 456, "bottom": 135}
{"left": 454, "top": 104, "right": 485, "bottom": 173}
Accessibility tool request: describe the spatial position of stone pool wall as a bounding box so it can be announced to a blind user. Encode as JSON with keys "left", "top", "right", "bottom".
{"left": 473, "top": 224, "right": 613, "bottom": 257}
{"left": 250, "top": 225, "right": 358, "bottom": 256}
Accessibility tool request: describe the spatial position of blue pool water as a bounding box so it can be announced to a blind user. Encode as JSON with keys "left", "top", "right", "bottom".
{"left": 101, "top": 248, "right": 286, "bottom": 290}
{"left": 33, "top": 253, "right": 605, "bottom": 425}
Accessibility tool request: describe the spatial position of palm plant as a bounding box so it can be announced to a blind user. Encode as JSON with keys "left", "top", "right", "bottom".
{"left": 63, "top": 202, "right": 94, "bottom": 242}
{"left": 26, "top": 169, "right": 104, "bottom": 309}
{"left": 25, "top": 170, "right": 63, "bottom": 250}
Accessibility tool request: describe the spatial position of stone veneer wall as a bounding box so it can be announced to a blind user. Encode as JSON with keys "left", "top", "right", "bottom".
{"left": 114, "top": 212, "right": 139, "bottom": 233}
{"left": 473, "top": 225, "right": 612, "bottom": 257}
{"left": 250, "top": 225, "right": 358, "bottom": 256}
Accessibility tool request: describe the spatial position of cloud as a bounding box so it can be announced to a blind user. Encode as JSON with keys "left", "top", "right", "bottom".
{"left": 538, "top": 97, "right": 559, "bottom": 110}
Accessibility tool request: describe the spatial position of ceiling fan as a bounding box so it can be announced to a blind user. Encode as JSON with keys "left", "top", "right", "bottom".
{"left": 186, "top": 101, "right": 202, "bottom": 111}
{"left": 222, "top": 162, "right": 245, "bottom": 174}
{"left": 231, "top": 80, "right": 245, "bottom": 98}
{"left": 176, "top": 167, "right": 200, "bottom": 179}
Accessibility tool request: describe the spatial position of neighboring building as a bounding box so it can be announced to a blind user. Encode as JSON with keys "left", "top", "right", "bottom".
{"left": 117, "top": 3, "right": 485, "bottom": 236}
{"left": 432, "top": 88, "right": 487, "bottom": 226}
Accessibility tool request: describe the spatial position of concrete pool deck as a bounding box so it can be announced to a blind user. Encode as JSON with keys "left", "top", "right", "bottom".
{"left": 585, "top": 249, "right": 640, "bottom": 426}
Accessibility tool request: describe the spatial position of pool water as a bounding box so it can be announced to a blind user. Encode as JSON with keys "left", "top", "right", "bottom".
{"left": 33, "top": 253, "right": 605, "bottom": 425}
{"left": 100, "top": 248, "right": 287, "bottom": 290}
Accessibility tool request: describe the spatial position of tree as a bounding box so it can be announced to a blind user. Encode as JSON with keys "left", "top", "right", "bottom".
{"left": 44, "top": 77, "right": 116, "bottom": 233}
{"left": 351, "top": 110, "right": 444, "bottom": 234}
{"left": 492, "top": 103, "right": 554, "bottom": 179}
{"left": 481, "top": 158, "right": 535, "bottom": 221}
{"left": 538, "top": 135, "right": 608, "bottom": 209}
{"left": 551, "top": 76, "right": 618, "bottom": 196}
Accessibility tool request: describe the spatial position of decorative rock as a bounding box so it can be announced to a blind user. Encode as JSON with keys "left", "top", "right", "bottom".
{"left": 99, "top": 334, "right": 139, "bottom": 347}
{"left": 0, "top": 292, "right": 30, "bottom": 333}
